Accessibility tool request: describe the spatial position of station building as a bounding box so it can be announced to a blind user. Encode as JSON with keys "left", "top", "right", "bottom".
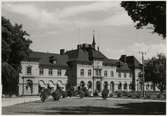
{"left": 19, "top": 37, "right": 155, "bottom": 96}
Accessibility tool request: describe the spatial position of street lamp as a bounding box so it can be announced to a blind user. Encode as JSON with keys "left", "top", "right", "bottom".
{"left": 139, "top": 51, "right": 146, "bottom": 97}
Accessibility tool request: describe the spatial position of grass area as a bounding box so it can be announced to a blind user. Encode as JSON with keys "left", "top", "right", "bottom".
{"left": 2, "top": 97, "right": 166, "bottom": 115}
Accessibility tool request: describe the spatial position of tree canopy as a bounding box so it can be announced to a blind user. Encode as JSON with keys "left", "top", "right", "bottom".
{"left": 121, "top": 1, "right": 166, "bottom": 39}
{"left": 144, "top": 54, "right": 166, "bottom": 92}
{"left": 2, "top": 16, "right": 32, "bottom": 95}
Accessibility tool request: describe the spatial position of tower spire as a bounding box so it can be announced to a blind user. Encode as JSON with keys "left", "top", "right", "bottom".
{"left": 92, "top": 30, "right": 96, "bottom": 49}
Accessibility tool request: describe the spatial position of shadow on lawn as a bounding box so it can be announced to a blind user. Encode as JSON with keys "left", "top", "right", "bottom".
{"left": 19, "top": 102, "right": 166, "bottom": 115}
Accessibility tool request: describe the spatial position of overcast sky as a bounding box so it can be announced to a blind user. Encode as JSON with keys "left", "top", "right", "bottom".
{"left": 2, "top": 1, "right": 166, "bottom": 62}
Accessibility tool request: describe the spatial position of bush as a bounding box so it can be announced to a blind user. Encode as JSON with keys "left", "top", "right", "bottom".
{"left": 109, "top": 93, "right": 113, "bottom": 97}
{"left": 67, "top": 90, "right": 73, "bottom": 97}
{"left": 79, "top": 90, "right": 85, "bottom": 98}
{"left": 73, "top": 90, "right": 79, "bottom": 96}
{"left": 135, "top": 93, "right": 141, "bottom": 98}
{"left": 93, "top": 90, "right": 99, "bottom": 96}
{"left": 127, "top": 93, "right": 132, "bottom": 97}
{"left": 122, "top": 91, "right": 128, "bottom": 96}
{"left": 40, "top": 88, "right": 50, "bottom": 102}
{"left": 102, "top": 88, "right": 109, "bottom": 99}
{"left": 52, "top": 89, "right": 61, "bottom": 101}
{"left": 157, "top": 93, "right": 165, "bottom": 99}
{"left": 116, "top": 92, "right": 122, "bottom": 97}
{"left": 61, "top": 91, "right": 67, "bottom": 98}
{"left": 145, "top": 94, "right": 151, "bottom": 99}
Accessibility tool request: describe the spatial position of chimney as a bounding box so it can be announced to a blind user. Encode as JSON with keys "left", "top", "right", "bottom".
{"left": 120, "top": 55, "right": 127, "bottom": 63}
{"left": 60, "top": 49, "right": 65, "bottom": 55}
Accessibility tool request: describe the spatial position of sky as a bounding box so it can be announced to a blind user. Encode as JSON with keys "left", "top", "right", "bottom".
{"left": 2, "top": 1, "right": 166, "bottom": 62}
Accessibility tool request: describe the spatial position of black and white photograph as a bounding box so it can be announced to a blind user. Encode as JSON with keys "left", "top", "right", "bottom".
{"left": 1, "top": 0, "right": 166, "bottom": 115}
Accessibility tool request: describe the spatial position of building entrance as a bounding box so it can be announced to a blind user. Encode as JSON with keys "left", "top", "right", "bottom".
{"left": 96, "top": 81, "right": 101, "bottom": 92}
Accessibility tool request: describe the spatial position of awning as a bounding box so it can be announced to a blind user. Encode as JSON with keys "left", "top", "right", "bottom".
{"left": 39, "top": 81, "right": 46, "bottom": 88}
{"left": 57, "top": 81, "right": 63, "bottom": 87}
{"left": 48, "top": 81, "right": 55, "bottom": 88}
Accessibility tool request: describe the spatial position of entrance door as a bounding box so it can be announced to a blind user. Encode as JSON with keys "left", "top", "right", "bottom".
{"left": 96, "top": 81, "right": 101, "bottom": 92}
{"left": 110, "top": 81, "right": 114, "bottom": 93}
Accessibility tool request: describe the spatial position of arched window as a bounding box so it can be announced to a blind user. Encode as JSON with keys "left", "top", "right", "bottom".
{"left": 87, "top": 81, "right": 92, "bottom": 89}
{"left": 88, "top": 69, "right": 91, "bottom": 76}
{"left": 104, "top": 70, "right": 108, "bottom": 77}
{"left": 118, "top": 82, "right": 122, "bottom": 90}
{"left": 110, "top": 81, "right": 114, "bottom": 92}
{"left": 26, "top": 80, "right": 33, "bottom": 94}
{"left": 124, "top": 83, "right": 127, "bottom": 90}
{"left": 110, "top": 71, "right": 114, "bottom": 77}
{"left": 104, "top": 81, "right": 108, "bottom": 88}
{"left": 129, "top": 83, "right": 132, "bottom": 90}
{"left": 80, "top": 69, "right": 84, "bottom": 76}
{"left": 80, "top": 81, "right": 85, "bottom": 88}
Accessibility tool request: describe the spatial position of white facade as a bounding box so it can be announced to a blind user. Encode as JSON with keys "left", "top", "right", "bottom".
{"left": 19, "top": 61, "right": 67, "bottom": 95}
{"left": 76, "top": 60, "right": 133, "bottom": 94}
{"left": 19, "top": 59, "right": 158, "bottom": 96}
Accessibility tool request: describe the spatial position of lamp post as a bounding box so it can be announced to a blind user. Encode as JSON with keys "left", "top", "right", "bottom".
{"left": 139, "top": 51, "right": 146, "bottom": 97}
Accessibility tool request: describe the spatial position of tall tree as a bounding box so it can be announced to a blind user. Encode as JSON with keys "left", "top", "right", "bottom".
{"left": 2, "top": 16, "right": 32, "bottom": 95}
{"left": 121, "top": 1, "right": 166, "bottom": 39}
{"left": 144, "top": 54, "right": 166, "bottom": 92}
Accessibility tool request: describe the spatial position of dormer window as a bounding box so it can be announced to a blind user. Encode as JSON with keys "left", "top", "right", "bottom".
{"left": 53, "top": 60, "right": 56, "bottom": 64}
{"left": 27, "top": 66, "right": 32, "bottom": 75}
{"left": 49, "top": 56, "right": 56, "bottom": 64}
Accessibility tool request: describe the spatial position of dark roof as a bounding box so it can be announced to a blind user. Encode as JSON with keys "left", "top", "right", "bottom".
{"left": 126, "top": 56, "right": 141, "bottom": 68}
{"left": 116, "top": 63, "right": 131, "bottom": 72}
{"left": 103, "top": 58, "right": 118, "bottom": 66}
{"left": 92, "top": 50, "right": 107, "bottom": 59}
{"left": 23, "top": 51, "right": 68, "bottom": 67}
{"left": 23, "top": 46, "right": 134, "bottom": 72}
{"left": 66, "top": 45, "right": 131, "bottom": 71}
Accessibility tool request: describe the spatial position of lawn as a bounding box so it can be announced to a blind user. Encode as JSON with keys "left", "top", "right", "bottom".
{"left": 2, "top": 97, "right": 166, "bottom": 115}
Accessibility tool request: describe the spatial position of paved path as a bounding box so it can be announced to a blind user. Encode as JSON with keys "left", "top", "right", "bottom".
{"left": 2, "top": 97, "right": 166, "bottom": 115}
{"left": 2, "top": 96, "right": 165, "bottom": 107}
{"left": 2, "top": 96, "right": 40, "bottom": 107}
{"left": 85, "top": 97, "right": 166, "bottom": 102}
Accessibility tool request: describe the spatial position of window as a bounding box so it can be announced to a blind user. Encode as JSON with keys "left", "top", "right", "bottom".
{"left": 95, "top": 69, "right": 101, "bottom": 76}
{"left": 39, "top": 68, "right": 44, "bottom": 75}
{"left": 124, "top": 72, "right": 127, "bottom": 78}
{"left": 129, "top": 73, "right": 132, "bottom": 78}
{"left": 118, "top": 83, "right": 122, "bottom": 90}
{"left": 88, "top": 69, "right": 91, "bottom": 76}
{"left": 99, "top": 70, "right": 101, "bottom": 76}
{"left": 48, "top": 68, "right": 53, "bottom": 75}
{"left": 124, "top": 83, "right": 127, "bottom": 90}
{"left": 27, "top": 66, "right": 32, "bottom": 75}
{"left": 110, "top": 71, "right": 114, "bottom": 77}
{"left": 104, "top": 70, "right": 107, "bottom": 77}
{"left": 129, "top": 83, "right": 132, "bottom": 90}
{"left": 118, "top": 72, "right": 121, "bottom": 77}
{"left": 80, "top": 69, "right": 84, "bottom": 76}
{"left": 57, "top": 69, "right": 62, "bottom": 76}
{"left": 87, "top": 81, "right": 92, "bottom": 89}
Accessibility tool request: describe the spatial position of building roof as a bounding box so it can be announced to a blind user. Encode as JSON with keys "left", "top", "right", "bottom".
{"left": 23, "top": 51, "right": 68, "bottom": 68}
{"left": 23, "top": 43, "right": 134, "bottom": 72}
{"left": 126, "top": 56, "right": 142, "bottom": 68}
